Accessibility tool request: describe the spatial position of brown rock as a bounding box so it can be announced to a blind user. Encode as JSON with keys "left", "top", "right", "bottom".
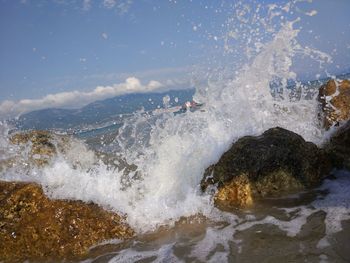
{"left": 214, "top": 174, "right": 253, "bottom": 208}
{"left": 0, "top": 131, "right": 63, "bottom": 174}
{"left": 0, "top": 181, "right": 134, "bottom": 262}
{"left": 10, "top": 130, "right": 59, "bottom": 166}
{"left": 6, "top": 130, "right": 98, "bottom": 171}
{"left": 318, "top": 79, "right": 350, "bottom": 129}
{"left": 201, "top": 127, "right": 332, "bottom": 208}
{"left": 7, "top": 130, "right": 133, "bottom": 173}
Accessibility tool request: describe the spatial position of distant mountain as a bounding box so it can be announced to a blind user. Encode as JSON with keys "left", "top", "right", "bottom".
{"left": 16, "top": 89, "right": 195, "bottom": 131}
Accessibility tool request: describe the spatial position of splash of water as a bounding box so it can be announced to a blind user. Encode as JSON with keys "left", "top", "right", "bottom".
{"left": 0, "top": 1, "right": 334, "bottom": 234}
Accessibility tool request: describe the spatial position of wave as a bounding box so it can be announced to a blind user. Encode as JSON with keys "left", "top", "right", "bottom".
{"left": 0, "top": 1, "right": 340, "bottom": 236}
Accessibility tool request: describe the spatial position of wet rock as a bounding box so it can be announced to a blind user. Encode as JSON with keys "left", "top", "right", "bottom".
{"left": 201, "top": 127, "right": 332, "bottom": 208}
{"left": 0, "top": 131, "right": 59, "bottom": 174}
{"left": 318, "top": 79, "right": 350, "bottom": 129}
{"left": 10, "top": 130, "right": 62, "bottom": 166}
{"left": 0, "top": 181, "right": 134, "bottom": 262}
{"left": 7, "top": 130, "right": 97, "bottom": 171}
{"left": 6, "top": 130, "right": 134, "bottom": 173}
{"left": 324, "top": 120, "right": 350, "bottom": 170}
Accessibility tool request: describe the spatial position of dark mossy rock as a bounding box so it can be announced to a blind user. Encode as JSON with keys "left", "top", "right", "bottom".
{"left": 201, "top": 127, "right": 332, "bottom": 208}
{"left": 324, "top": 120, "right": 350, "bottom": 170}
{"left": 0, "top": 181, "right": 134, "bottom": 262}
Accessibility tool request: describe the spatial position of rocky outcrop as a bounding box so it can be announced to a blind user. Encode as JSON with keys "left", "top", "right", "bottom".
{"left": 0, "top": 181, "right": 134, "bottom": 262}
{"left": 317, "top": 79, "right": 350, "bottom": 168}
{"left": 9, "top": 130, "right": 67, "bottom": 166}
{"left": 201, "top": 127, "right": 332, "bottom": 208}
{"left": 318, "top": 79, "right": 350, "bottom": 129}
{"left": 0, "top": 130, "right": 134, "bottom": 262}
{"left": 1, "top": 131, "right": 57, "bottom": 173}
{"left": 324, "top": 120, "right": 350, "bottom": 170}
{"left": 0, "top": 130, "right": 100, "bottom": 175}
{"left": 7, "top": 130, "right": 135, "bottom": 173}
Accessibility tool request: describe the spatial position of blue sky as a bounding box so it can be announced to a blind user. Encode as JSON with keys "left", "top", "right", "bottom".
{"left": 0, "top": 0, "right": 349, "bottom": 117}
{"left": 0, "top": 0, "right": 201, "bottom": 99}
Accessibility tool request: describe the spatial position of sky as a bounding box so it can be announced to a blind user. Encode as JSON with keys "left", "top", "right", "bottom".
{"left": 0, "top": 0, "right": 349, "bottom": 118}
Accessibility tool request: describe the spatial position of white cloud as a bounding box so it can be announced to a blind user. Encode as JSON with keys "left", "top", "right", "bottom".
{"left": 0, "top": 77, "right": 165, "bottom": 118}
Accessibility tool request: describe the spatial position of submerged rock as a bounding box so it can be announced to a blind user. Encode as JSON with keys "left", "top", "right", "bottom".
{"left": 201, "top": 127, "right": 332, "bottom": 208}
{"left": 318, "top": 79, "right": 350, "bottom": 129}
{"left": 0, "top": 181, "right": 134, "bottom": 262}
{"left": 324, "top": 120, "right": 350, "bottom": 170}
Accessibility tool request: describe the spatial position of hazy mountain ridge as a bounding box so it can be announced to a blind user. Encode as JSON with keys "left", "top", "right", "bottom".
{"left": 16, "top": 89, "right": 195, "bottom": 131}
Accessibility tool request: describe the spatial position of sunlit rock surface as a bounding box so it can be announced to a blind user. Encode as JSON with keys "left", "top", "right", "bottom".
{"left": 0, "top": 181, "right": 134, "bottom": 262}
{"left": 319, "top": 79, "right": 350, "bottom": 129}
{"left": 201, "top": 127, "right": 332, "bottom": 208}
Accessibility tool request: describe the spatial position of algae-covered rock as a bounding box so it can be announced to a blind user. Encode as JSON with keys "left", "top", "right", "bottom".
{"left": 201, "top": 127, "right": 331, "bottom": 208}
{"left": 318, "top": 79, "right": 350, "bottom": 129}
{"left": 0, "top": 181, "right": 134, "bottom": 262}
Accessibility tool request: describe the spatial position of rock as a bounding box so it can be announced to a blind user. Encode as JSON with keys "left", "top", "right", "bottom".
{"left": 324, "top": 120, "right": 350, "bottom": 170}
{"left": 7, "top": 130, "right": 135, "bottom": 173}
{"left": 1, "top": 130, "right": 135, "bottom": 261}
{"left": 0, "top": 181, "right": 134, "bottom": 262}
{"left": 318, "top": 79, "right": 350, "bottom": 129}
{"left": 6, "top": 130, "right": 98, "bottom": 172}
{"left": 0, "top": 131, "right": 59, "bottom": 175}
{"left": 10, "top": 130, "right": 63, "bottom": 166}
{"left": 201, "top": 127, "right": 332, "bottom": 208}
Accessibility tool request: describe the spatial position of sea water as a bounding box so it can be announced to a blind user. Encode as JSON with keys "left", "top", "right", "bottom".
{"left": 0, "top": 1, "right": 350, "bottom": 262}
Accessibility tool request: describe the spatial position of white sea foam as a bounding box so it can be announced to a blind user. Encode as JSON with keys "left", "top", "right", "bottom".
{"left": 190, "top": 225, "right": 236, "bottom": 261}
{"left": 313, "top": 171, "right": 350, "bottom": 247}
{"left": 107, "top": 243, "right": 180, "bottom": 263}
{"left": 83, "top": 242, "right": 181, "bottom": 263}
{"left": 182, "top": 171, "right": 350, "bottom": 262}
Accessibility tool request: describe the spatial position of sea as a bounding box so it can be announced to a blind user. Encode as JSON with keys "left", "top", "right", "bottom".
{"left": 1, "top": 1, "right": 350, "bottom": 262}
